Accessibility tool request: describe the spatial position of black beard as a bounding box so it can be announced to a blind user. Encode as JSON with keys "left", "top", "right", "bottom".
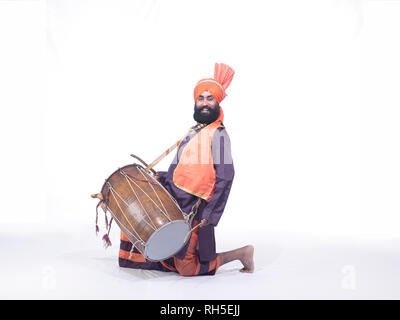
{"left": 193, "top": 104, "right": 220, "bottom": 124}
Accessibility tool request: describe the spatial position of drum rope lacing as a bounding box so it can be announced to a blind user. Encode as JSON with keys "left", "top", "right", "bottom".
{"left": 119, "top": 169, "right": 173, "bottom": 223}
{"left": 104, "top": 204, "right": 146, "bottom": 252}
{"left": 102, "top": 182, "right": 146, "bottom": 244}
{"left": 105, "top": 182, "right": 148, "bottom": 246}
{"left": 118, "top": 171, "right": 159, "bottom": 230}
{"left": 107, "top": 181, "right": 158, "bottom": 232}
{"left": 128, "top": 239, "right": 143, "bottom": 260}
{"left": 137, "top": 166, "right": 171, "bottom": 220}
{"left": 102, "top": 192, "right": 147, "bottom": 255}
{"left": 131, "top": 167, "right": 173, "bottom": 221}
{"left": 149, "top": 169, "right": 181, "bottom": 209}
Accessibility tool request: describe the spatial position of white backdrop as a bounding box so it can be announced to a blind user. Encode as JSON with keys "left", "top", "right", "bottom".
{"left": 2, "top": 0, "right": 399, "bottom": 238}
{"left": 1, "top": 0, "right": 400, "bottom": 300}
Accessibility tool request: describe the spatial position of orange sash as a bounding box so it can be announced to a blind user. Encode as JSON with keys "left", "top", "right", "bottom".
{"left": 173, "top": 108, "right": 224, "bottom": 202}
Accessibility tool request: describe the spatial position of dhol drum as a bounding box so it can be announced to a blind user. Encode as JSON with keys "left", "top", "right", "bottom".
{"left": 92, "top": 163, "right": 191, "bottom": 262}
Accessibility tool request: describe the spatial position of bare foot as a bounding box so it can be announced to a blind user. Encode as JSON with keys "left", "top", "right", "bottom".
{"left": 239, "top": 245, "right": 254, "bottom": 273}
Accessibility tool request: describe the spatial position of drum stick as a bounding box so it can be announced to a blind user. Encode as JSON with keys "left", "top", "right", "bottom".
{"left": 130, "top": 154, "right": 157, "bottom": 175}
{"left": 145, "top": 140, "right": 180, "bottom": 172}
{"left": 145, "top": 128, "right": 192, "bottom": 172}
{"left": 183, "top": 223, "right": 201, "bottom": 244}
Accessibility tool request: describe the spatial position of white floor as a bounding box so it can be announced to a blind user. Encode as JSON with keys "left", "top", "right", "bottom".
{"left": 1, "top": 223, "right": 400, "bottom": 300}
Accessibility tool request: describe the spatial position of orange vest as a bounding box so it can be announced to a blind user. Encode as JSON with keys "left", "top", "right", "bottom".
{"left": 173, "top": 108, "right": 225, "bottom": 202}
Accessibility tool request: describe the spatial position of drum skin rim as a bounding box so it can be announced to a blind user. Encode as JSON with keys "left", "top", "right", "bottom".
{"left": 144, "top": 220, "right": 191, "bottom": 262}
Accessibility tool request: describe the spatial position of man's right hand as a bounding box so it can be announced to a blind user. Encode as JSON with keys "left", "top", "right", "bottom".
{"left": 198, "top": 219, "right": 210, "bottom": 228}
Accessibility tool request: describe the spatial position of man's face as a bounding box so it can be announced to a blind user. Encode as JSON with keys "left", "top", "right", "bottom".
{"left": 195, "top": 91, "right": 219, "bottom": 113}
{"left": 193, "top": 91, "right": 220, "bottom": 124}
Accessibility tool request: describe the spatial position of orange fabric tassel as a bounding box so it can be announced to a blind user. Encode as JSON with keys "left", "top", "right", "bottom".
{"left": 214, "top": 63, "right": 235, "bottom": 91}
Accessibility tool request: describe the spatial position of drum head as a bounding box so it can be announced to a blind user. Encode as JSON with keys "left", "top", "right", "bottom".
{"left": 144, "top": 220, "right": 191, "bottom": 262}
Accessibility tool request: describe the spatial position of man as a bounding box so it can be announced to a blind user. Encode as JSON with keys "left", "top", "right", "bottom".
{"left": 119, "top": 63, "right": 254, "bottom": 276}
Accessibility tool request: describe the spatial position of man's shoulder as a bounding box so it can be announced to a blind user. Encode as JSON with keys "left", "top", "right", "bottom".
{"left": 211, "top": 126, "right": 233, "bottom": 162}
{"left": 212, "top": 126, "right": 231, "bottom": 144}
{"left": 214, "top": 126, "right": 230, "bottom": 136}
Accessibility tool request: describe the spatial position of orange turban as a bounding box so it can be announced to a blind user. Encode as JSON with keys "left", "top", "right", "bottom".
{"left": 193, "top": 63, "right": 235, "bottom": 103}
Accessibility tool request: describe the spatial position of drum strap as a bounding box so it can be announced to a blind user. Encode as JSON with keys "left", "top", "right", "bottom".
{"left": 184, "top": 198, "right": 202, "bottom": 225}
{"left": 182, "top": 198, "right": 202, "bottom": 244}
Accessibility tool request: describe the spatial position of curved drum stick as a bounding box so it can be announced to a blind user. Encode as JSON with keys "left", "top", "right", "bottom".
{"left": 183, "top": 223, "right": 201, "bottom": 244}
{"left": 130, "top": 154, "right": 157, "bottom": 175}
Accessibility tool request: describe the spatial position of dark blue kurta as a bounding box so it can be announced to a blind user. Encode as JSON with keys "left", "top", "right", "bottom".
{"left": 157, "top": 125, "right": 235, "bottom": 261}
